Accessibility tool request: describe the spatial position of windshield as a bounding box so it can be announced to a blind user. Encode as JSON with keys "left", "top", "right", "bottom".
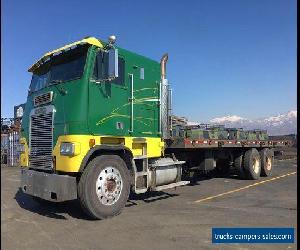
{"left": 30, "top": 45, "right": 88, "bottom": 92}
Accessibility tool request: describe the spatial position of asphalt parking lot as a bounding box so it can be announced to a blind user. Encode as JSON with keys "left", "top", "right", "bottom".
{"left": 1, "top": 158, "right": 297, "bottom": 250}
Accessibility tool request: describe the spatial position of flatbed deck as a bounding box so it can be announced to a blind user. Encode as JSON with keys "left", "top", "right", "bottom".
{"left": 167, "top": 138, "right": 291, "bottom": 149}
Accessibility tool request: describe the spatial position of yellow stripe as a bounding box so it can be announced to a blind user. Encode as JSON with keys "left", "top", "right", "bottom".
{"left": 194, "top": 172, "right": 297, "bottom": 203}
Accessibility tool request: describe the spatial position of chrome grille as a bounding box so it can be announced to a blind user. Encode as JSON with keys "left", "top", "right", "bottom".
{"left": 34, "top": 92, "right": 53, "bottom": 107}
{"left": 29, "top": 112, "right": 53, "bottom": 170}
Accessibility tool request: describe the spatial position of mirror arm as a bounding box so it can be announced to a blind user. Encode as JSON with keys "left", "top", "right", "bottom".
{"left": 90, "top": 78, "right": 114, "bottom": 84}
{"left": 103, "top": 43, "right": 115, "bottom": 51}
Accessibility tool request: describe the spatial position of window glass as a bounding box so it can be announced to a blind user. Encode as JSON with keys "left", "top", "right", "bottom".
{"left": 49, "top": 55, "right": 86, "bottom": 83}
{"left": 114, "top": 57, "right": 125, "bottom": 85}
{"left": 30, "top": 45, "right": 88, "bottom": 92}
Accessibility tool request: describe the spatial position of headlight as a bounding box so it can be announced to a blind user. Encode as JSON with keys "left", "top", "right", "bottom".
{"left": 60, "top": 142, "right": 75, "bottom": 156}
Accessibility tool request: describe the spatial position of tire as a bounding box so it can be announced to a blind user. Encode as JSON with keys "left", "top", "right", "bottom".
{"left": 78, "top": 155, "right": 130, "bottom": 220}
{"left": 260, "top": 148, "right": 274, "bottom": 177}
{"left": 234, "top": 153, "right": 246, "bottom": 179}
{"left": 243, "top": 148, "right": 261, "bottom": 180}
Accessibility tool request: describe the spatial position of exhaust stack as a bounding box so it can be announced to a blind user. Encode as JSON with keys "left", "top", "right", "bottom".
{"left": 160, "top": 53, "right": 171, "bottom": 140}
{"left": 160, "top": 53, "right": 168, "bottom": 80}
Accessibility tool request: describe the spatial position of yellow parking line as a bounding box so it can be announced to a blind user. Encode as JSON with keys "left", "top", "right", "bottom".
{"left": 194, "top": 171, "right": 297, "bottom": 203}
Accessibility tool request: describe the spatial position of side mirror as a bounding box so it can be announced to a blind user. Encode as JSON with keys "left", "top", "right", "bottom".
{"left": 108, "top": 48, "right": 118, "bottom": 79}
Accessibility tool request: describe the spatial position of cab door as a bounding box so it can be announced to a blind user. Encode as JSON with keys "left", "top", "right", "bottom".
{"left": 88, "top": 49, "right": 129, "bottom": 136}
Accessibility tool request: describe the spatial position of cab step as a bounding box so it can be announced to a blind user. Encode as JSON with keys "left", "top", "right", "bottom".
{"left": 152, "top": 181, "right": 190, "bottom": 192}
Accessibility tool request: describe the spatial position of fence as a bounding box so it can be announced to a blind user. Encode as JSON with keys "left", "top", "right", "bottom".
{"left": 1, "top": 131, "right": 21, "bottom": 166}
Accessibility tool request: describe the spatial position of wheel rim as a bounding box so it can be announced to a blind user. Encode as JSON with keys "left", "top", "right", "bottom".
{"left": 96, "top": 166, "right": 123, "bottom": 206}
{"left": 266, "top": 157, "right": 272, "bottom": 171}
{"left": 252, "top": 157, "right": 260, "bottom": 174}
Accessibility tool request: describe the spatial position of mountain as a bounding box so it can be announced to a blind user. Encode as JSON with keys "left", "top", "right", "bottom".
{"left": 209, "top": 111, "right": 297, "bottom": 136}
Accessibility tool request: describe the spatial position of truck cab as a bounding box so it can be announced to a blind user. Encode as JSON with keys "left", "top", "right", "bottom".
{"left": 20, "top": 36, "right": 185, "bottom": 219}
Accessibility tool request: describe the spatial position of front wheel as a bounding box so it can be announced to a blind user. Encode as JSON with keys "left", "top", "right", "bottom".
{"left": 78, "top": 155, "right": 130, "bottom": 220}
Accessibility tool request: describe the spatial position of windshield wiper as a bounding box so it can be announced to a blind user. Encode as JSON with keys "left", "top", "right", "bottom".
{"left": 53, "top": 84, "right": 68, "bottom": 95}
{"left": 49, "top": 79, "right": 63, "bottom": 84}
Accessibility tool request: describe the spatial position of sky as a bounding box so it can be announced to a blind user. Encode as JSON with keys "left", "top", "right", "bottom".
{"left": 1, "top": 0, "right": 297, "bottom": 122}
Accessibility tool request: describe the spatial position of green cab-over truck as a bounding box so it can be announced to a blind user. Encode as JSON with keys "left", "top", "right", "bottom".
{"left": 20, "top": 36, "right": 289, "bottom": 219}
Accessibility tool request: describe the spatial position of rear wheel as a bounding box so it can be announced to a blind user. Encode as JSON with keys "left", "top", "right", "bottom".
{"left": 243, "top": 149, "right": 261, "bottom": 180}
{"left": 260, "top": 148, "right": 274, "bottom": 177}
{"left": 78, "top": 155, "right": 130, "bottom": 220}
{"left": 234, "top": 153, "right": 246, "bottom": 179}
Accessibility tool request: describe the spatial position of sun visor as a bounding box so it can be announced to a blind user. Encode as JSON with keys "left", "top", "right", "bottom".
{"left": 28, "top": 37, "right": 103, "bottom": 72}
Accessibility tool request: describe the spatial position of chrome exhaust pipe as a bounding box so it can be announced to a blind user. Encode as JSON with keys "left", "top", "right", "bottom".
{"left": 160, "top": 53, "right": 168, "bottom": 79}
{"left": 160, "top": 53, "right": 170, "bottom": 139}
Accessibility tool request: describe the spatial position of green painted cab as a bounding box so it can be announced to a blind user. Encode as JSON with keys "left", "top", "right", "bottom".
{"left": 21, "top": 37, "right": 162, "bottom": 149}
